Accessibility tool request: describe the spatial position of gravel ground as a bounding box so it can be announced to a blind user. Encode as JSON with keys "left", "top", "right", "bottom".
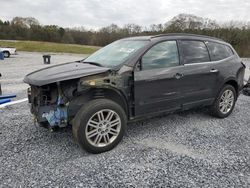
{"left": 0, "top": 53, "right": 250, "bottom": 187}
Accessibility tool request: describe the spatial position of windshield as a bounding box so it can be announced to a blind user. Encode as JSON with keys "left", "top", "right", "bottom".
{"left": 83, "top": 40, "right": 149, "bottom": 67}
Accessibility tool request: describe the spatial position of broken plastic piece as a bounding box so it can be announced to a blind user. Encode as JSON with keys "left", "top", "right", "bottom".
{"left": 0, "top": 94, "right": 17, "bottom": 100}
{"left": 0, "top": 98, "right": 11, "bottom": 105}
{"left": 42, "top": 107, "right": 68, "bottom": 127}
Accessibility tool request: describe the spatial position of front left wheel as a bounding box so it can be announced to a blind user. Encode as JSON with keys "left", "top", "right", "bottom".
{"left": 72, "top": 99, "right": 127, "bottom": 154}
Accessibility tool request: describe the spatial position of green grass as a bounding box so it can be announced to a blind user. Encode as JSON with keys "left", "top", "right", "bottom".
{"left": 0, "top": 40, "right": 99, "bottom": 54}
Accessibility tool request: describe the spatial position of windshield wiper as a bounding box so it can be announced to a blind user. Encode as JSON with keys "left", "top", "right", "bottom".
{"left": 82, "top": 61, "right": 103, "bottom": 67}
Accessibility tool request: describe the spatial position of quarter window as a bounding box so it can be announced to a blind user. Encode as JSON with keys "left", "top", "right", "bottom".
{"left": 141, "top": 41, "right": 179, "bottom": 70}
{"left": 179, "top": 40, "right": 210, "bottom": 64}
{"left": 207, "top": 42, "right": 234, "bottom": 61}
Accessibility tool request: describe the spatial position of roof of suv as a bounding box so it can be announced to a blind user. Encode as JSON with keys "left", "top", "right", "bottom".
{"left": 122, "top": 33, "right": 232, "bottom": 67}
{"left": 123, "top": 33, "right": 225, "bottom": 43}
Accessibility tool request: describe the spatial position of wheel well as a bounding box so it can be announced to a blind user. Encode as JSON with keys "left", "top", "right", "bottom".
{"left": 3, "top": 51, "right": 10, "bottom": 54}
{"left": 68, "top": 88, "right": 129, "bottom": 120}
{"left": 91, "top": 88, "right": 128, "bottom": 116}
{"left": 225, "top": 80, "right": 238, "bottom": 95}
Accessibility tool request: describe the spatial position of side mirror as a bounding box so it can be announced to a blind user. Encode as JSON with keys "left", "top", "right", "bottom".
{"left": 135, "top": 60, "right": 142, "bottom": 71}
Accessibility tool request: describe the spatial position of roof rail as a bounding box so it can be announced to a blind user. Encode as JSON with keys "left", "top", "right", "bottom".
{"left": 151, "top": 33, "right": 224, "bottom": 41}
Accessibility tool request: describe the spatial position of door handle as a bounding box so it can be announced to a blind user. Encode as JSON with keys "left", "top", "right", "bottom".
{"left": 210, "top": 69, "right": 219, "bottom": 73}
{"left": 174, "top": 73, "right": 184, "bottom": 79}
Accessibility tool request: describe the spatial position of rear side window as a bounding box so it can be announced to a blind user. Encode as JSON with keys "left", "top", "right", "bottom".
{"left": 206, "top": 42, "right": 234, "bottom": 61}
{"left": 179, "top": 40, "right": 210, "bottom": 64}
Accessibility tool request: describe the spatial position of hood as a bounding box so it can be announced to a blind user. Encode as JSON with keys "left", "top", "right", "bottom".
{"left": 23, "top": 61, "right": 110, "bottom": 86}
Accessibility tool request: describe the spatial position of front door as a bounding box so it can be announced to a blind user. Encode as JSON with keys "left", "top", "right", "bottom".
{"left": 134, "top": 40, "right": 183, "bottom": 116}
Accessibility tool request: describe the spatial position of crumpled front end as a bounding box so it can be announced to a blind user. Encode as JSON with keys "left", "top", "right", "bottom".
{"left": 28, "top": 82, "right": 70, "bottom": 128}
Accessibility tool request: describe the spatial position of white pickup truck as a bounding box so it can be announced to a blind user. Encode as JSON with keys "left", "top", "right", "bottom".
{"left": 0, "top": 47, "right": 17, "bottom": 58}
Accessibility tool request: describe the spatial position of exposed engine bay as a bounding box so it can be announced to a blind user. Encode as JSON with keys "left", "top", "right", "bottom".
{"left": 28, "top": 81, "right": 77, "bottom": 127}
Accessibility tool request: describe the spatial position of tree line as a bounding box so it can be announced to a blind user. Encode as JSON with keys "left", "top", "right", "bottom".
{"left": 0, "top": 16, "right": 250, "bottom": 56}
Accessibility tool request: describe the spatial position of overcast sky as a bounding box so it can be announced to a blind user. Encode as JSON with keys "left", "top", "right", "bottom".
{"left": 0, "top": 0, "right": 249, "bottom": 29}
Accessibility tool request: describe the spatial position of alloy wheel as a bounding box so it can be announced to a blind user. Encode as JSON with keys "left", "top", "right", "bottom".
{"left": 219, "top": 89, "right": 235, "bottom": 114}
{"left": 85, "top": 109, "right": 121, "bottom": 147}
{"left": 3, "top": 52, "right": 9, "bottom": 58}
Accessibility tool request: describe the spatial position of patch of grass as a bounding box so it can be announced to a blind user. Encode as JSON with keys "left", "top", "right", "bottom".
{"left": 0, "top": 40, "right": 99, "bottom": 54}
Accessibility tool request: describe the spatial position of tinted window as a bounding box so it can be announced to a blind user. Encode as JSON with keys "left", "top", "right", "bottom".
{"left": 207, "top": 42, "right": 234, "bottom": 61}
{"left": 141, "top": 41, "right": 179, "bottom": 70}
{"left": 179, "top": 40, "right": 210, "bottom": 64}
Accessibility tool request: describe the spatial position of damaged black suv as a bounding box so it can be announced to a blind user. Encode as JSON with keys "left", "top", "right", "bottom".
{"left": 24, "top": 34, "right": 245, "bottom": 153}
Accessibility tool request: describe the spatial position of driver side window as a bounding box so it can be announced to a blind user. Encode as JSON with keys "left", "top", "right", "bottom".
{"left": 141, "top": 41, "right": 179, "bottom": 70}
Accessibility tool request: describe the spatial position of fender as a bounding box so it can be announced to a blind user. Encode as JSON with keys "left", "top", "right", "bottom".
{"left": 68, "top": 85, "right": 130, "bottom": 122}
{"left": 217, "top": 76, "right": 239, "bottom": 96}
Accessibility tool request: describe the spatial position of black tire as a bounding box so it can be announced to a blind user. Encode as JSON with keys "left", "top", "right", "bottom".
{"left": 72, "top": 99, "right": 127, "bottom": 154}
{"left": 210, "top": 84, "right": 237, "bottom": 118}
{"left": 3, "top": 51, "right": 10, "bottom": 58}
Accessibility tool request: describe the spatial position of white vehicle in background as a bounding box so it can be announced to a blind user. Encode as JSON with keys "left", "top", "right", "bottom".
{"left": 0, "top": 47, "right": 17, "bottom": 58}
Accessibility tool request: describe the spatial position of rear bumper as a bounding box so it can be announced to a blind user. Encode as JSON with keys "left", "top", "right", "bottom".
{"left": 243, "top": 84, "right": 250, "bottom": 96}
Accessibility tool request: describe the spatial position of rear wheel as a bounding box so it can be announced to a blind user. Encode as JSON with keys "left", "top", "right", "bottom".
{"left": 3, "top": 51, "right": 10, "bottom": 58}
{"left": 73, "top": 99, "right": 127, "bottom": 154}
{"left": 210, "top": 85, "right": 236, "bottom": 118}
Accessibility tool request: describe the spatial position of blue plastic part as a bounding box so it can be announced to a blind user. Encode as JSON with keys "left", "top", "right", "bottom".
{"left": 42, "top": 83, "right": 68, "bottom": 127}
{"left": 42, "top": 106, "right": 68, "bottom": 127}
{"left": 0, "top": 94, "right": 17, "bottom": 99}
{"left": 0, "top": 98, "right": 11, "bottom": 104}
{"left": 0, "top": 51, "right": 4, "bottom": 60}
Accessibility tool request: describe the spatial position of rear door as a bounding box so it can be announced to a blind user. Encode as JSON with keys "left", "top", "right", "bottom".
{"left": 177, "top": 40, "right": 221, "bottom": 107}
{"left": 206, "top": 41, "right": 243, "bottom": 91}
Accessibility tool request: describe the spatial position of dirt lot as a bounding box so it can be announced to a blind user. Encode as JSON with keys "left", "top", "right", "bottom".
{"left": 0, "top": 53, "right": 250, "bottom": 187}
